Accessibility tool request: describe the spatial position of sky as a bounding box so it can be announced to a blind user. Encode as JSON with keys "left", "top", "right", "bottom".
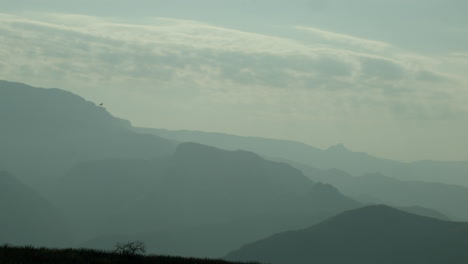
{"left": 1, "top": 0, "right": 467, "bottom": 162}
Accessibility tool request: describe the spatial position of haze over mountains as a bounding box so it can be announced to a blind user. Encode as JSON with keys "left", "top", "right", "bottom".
{"left": 2, "top": 80, "right": 468, "bottom": 263}
{"left": 301, "top": 166, "right": 468, "bottom": 220}
{"left": 137, "top": 129, "right": 468, "bottom": 221}
{"left": 1, "top": 80, "right": 358, "bottom": 257}
{"left": 137, "top": 128, "right": 468, "bottom": 187}
{"left": 1, "top": 1, "right": 467, "bottom": 263}
{"left": 56, "top": 141, "right": 358, "bottom": 257}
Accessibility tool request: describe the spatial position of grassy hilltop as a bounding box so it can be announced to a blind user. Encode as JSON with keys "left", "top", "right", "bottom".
{"left": 0, "top": 245, "right": 259, "bottom": 264}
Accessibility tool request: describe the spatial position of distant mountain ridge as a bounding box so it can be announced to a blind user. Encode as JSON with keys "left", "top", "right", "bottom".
{"left": 0, "top": 80, "right": 177, "bottom": 192}
{"left": 135, "top": 127, "right": 468, "bottom": 186}
{"left": 226, "top": 205, "right": 468, "bottom": 264}
{"left": 298, "top": 163, "right": 468, "bottom": 221}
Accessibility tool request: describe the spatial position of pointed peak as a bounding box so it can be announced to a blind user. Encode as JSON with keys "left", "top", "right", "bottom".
{"left": 327, "top": 143, "right": 348, "bottom": 152}
{"left": 328, "top": 204, "right": 447, "bottom": 225}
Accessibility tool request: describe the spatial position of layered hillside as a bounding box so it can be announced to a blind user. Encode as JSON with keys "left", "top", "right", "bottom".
{"left": 226, "top": 205, "right": 468, "bottom": 264}
{"left": 70, "top": 143, "right": 359, "bottom": 257}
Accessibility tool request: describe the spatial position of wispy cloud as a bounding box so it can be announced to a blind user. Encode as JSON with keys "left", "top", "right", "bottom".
{"left": 295, "top": 26, "right": 392, "bottom": 52}
{"left": 0, "top": 12, "right": 466, "bottom": 124}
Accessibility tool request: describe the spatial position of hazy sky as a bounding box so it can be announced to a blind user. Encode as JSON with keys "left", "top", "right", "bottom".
{"left": 1, "top": 0, "right": 467, "bottom": 162}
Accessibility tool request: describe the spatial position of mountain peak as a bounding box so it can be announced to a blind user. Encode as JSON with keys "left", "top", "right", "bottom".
{"left": 320, "top": 204, "right": 448, "bottom": 230}
{"left": 226, "top": 204, "right": 468, "bottom": 264}
{"left": 334, "top": 204, "right": 417, "bottom": 220}
{"left": 327, "top": 143, "right": 348, "bottom": 152}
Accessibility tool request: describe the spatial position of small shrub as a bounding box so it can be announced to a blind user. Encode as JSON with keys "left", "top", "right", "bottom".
{"left": 114, "top": 241, "right": 146, "bottom": 256}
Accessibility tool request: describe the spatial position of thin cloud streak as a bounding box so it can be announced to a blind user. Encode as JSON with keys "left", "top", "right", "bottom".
{"left": 296, "top": 25, "right": 391, "bottom": 52}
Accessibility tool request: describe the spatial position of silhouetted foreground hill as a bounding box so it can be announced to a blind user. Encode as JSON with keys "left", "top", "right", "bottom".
{"left": 225, "top": 205, "right": 468, "bottom": 264}
{"left": 136, "top": 127, "right": 468, "bottom": 186}
{"left": 0, "top": 80, "right": 176, "bottom": 192}
{"left": 0, "top": 245, "right": 260, "bottom": 264}
{"left": 0, "top": 171, "right": 71, "bottom": 247}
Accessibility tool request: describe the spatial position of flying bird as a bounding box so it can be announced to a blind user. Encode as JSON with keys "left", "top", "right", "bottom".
{"left": 99, "top": 103, "right": 103, "bottom": 106}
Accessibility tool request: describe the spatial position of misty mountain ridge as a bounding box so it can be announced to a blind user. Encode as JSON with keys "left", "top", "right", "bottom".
{"left": 326, "top": 143, "right": 349, "bottom": 152}
{"left": 299, "top": 164, "right": 468, "bottom": 220}
{"left": 2, "top": 80, "right": 358, "bottom": 257}
{"left": 136, "top": 127, "right": 468, "bottom": 187}
{"left": 226, "top": 205, "right": 468, "bottom": 264}
{"left": 0, "top": 80, "right": 131, "bottom": 132}
{"left": 70, "top": 142, "right": 358, "bottom": 257}
{"left": 2, "top": 80, "right": 467, "bottom": 262}
{"left": 0, "top": 80, "right": 177, "bottom": 192}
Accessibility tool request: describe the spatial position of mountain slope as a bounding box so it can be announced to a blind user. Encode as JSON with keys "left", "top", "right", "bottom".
{"left": 135, "top": 127, "right": 468, "bottom": 186}
{"left": 0, "top": 80, "right": 177, "bottom": 191}
{"left": 396, "top": 206, "right": 450, "bottom": 221}
{"left": 226, "top": 205, "right": 468, "bottom": 264}
{"left": 0, "top": 171, "right": 71, "bottom": 247}
{"left": 82, "top": 143, "right": 359, "bottom": 258}
{"left": 52, "top": 157, "right": 170, "bottom": 240}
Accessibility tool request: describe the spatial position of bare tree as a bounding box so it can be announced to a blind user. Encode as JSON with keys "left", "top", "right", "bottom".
{"left": 114, "top": 241, "right": 146, "bottom": 256}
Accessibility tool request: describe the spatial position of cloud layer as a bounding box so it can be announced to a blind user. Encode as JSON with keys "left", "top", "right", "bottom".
{"left": 1, "top": 12, "right": 467, "bottom": 161}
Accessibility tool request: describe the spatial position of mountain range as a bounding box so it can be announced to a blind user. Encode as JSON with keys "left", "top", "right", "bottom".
{"left": 57, "top": 142, "right": 359, "bottom": 257}
{"left": 297, "top": 164, "right": 468, "bottom": 221}
{"left": 136, "top": 127, "right": 468, "bottom": 187}
{"left": 2, "top": 80, "right": 468, "bottom": 262}
{"left": 0, "top": 80, "right": 358, "bottom": 257}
